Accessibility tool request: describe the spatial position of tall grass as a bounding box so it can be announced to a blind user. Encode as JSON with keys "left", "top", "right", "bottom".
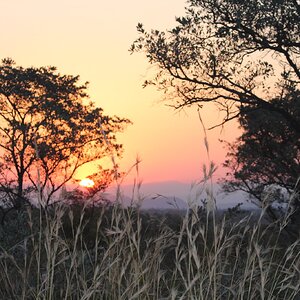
{"left": 0, "top": 191, "right": 299, "bottom": 299}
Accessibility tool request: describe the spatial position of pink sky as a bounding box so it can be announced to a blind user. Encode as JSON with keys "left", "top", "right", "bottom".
{"left": 0, "top": 0, "right": 240, "bottom": 184}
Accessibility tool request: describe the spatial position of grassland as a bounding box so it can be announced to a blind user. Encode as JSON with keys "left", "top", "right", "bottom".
{"left": 0, "top": 195, "right": 299, "bottom": 300}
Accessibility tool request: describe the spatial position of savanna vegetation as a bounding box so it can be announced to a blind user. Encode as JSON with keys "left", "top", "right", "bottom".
{"left": 0, "top": 58, "right": 130, "bottom": 222}
{"left": 0, "top": 198, "right": 300, "bottom": 299}
{"left": 1, "top": 0, "right": 300, "bottom": 299}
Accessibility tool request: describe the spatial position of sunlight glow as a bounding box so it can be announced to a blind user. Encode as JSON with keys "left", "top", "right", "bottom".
{"left": 79, "top": 178, "right": 95, "bottom": 188}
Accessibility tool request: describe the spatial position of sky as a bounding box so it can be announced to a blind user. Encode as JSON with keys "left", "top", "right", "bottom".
{"left": 0, "top": 0, "right": 240, "bottom": 185}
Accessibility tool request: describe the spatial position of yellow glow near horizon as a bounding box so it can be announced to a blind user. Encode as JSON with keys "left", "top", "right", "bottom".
{"left": 79, "top": 178, "right": 95, "bottom": 188}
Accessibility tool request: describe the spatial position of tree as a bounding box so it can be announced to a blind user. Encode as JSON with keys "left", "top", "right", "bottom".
{"left": 223, "top": 89, "right": 300, "bottom": 220}
{"left": 131, "top": 0, "right": 300, "bottom": 212}
{"left": 0, "top": 58, "right": 130, "bottom": 214}
{"left": 131, "top": 0, "right": 300, "bottom": 130}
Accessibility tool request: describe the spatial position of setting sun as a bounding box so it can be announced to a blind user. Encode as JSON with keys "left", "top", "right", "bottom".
{"left": 79, "top": 178, "right": 95, "bottom": 188}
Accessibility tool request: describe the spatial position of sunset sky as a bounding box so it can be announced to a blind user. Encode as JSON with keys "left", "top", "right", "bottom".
{"left": 1, "top": 0, "right": 240, "bottom": 184}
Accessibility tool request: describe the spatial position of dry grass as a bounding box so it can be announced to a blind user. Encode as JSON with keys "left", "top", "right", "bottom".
{"left": 0, "top": 192, "right": 299, "bottom": 300}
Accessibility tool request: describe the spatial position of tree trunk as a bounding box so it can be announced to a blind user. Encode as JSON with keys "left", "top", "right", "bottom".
{"left": 14, "top": 174, "right": 24, "bottom": 209}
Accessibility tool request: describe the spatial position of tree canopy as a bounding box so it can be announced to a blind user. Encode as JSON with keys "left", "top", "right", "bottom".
{"left": 0, "top": 58, "right": 130, "bottom": 212}
{"left": 223, "top": 92, "right": 300, "bottom": 200}
{"left": 132, "top": 0, "right": 300, "bottom": 216}
{"left": 131, "top": 0, "right": 300, "bottom": 131}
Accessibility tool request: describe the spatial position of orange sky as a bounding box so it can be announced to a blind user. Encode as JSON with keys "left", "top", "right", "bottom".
{"left": 0, "top": 0, "right": 240, "bottom": 184}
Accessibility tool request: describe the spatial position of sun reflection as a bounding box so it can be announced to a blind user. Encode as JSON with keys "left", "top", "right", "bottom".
{"left": 79, "top": 178, "right": 95, "bottom": 188}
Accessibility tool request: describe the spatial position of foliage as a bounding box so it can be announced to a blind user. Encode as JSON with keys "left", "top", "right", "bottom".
{"left": 131, "top": 0, "right": 300, "bottom": 131}
{"left": 223, "top": 92, "right": 300, "bottom": 226}
{"left": 0, "top": 58, "right": 130, "bottom": 211}
{"left": 131, "top": 0, "right": 300, "bottom": 221}
{"left": 223, "top": 94, "right": 300, "bottom": 197}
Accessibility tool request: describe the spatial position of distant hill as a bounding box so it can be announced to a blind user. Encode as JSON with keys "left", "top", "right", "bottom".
{"left": 107, "top": 181, "right": 258, "bottom": 211}
{"left": 104, "top": 193, "right": 189, "bottom": 211}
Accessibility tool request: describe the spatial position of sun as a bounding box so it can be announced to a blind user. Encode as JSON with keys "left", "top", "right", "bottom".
{"left": 79, "top": 178, "right": 95, "bottom": 188}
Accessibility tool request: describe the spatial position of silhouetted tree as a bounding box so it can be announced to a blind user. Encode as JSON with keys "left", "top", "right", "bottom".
{"left": 131, "top": 0, "right": 300, "bottom": 129}
{"left": 223, "top": 87, "right": 300, "bottom": 220}
{"left": 132, "top": 0, "right": 300, "bottom": 218}
{"left": 0, "top": 58, "right": 130, "bottom": 213}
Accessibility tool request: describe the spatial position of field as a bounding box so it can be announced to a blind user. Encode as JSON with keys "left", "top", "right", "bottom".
{"left": 0, "top": 195, "right": 300, "bottom": 300}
